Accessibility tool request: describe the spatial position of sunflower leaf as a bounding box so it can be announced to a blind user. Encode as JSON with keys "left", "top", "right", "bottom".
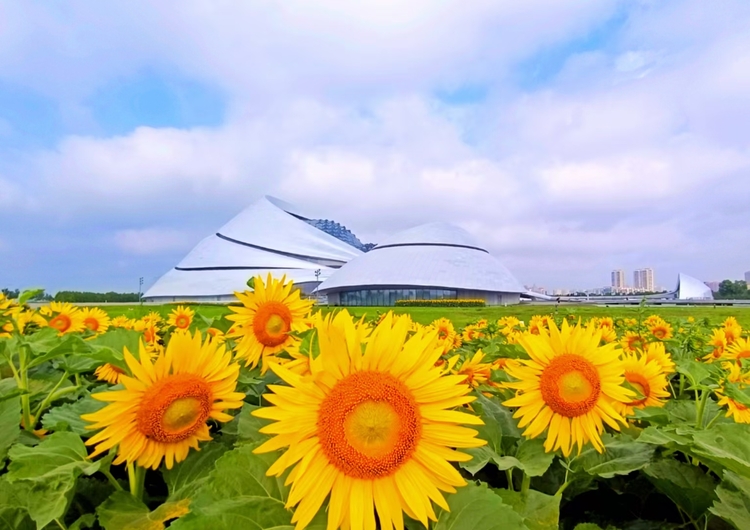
{"left": 97, "top": 492, "right": 191, "bottom": 530}
{"left": 689, "top": 424, "right": 750, "bottom": 478}
{"left": 709, "top": 471, "right": 750, "bottom": 529}
{"left": 568, "top": 434, "right": 655, "bottom": 479}
{"left": 514, "top": 439, "right": 556, "bottom": 477}
{"left": 163, "top": 443, "right": 229, "bottom": 501}
{"left": 5, "top": 432, "right": 101, "bottom": 528}
{"left": 41, "top": 393, "right": 105, "bottom": 436}
{"left": 643, "top": 459, "right": 717, "bottom": 520}
{"left": 0, "top": 476, "right": 35, "bottom": 530}
{"left": 0, "top": 378, "right": 21, "bottom": 467}
{"left": 494, "top": 488, "right": 561, "bottom": 530}
{"left": 433, "top": 481, "right": 529, "bottom": 530}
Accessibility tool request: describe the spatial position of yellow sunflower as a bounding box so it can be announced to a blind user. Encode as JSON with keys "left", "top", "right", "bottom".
{"left": 94, "top": 363, "right": 126, "bottom": 384}
{"left": 643, "top": 341, "right": 675, "bottom": 374}
{"left": 110, "top": 315, "right": 135, "bottom": 329}
{"left": 461, "top": 324, "right": 485, "bottom": 342}
{"left": 430, "top": 317, "right": 456, "bottom": 354}
{"left": 725, "top": 337, "right": 750, "bottom": 366}
{"left": 448, "top": 350, "right": 493, "bottom": 388}
{"left": 613, "top": 353, "right": 671, "bottom": 417}
{"left": 722, "top": 318, "right": 742, "bottom": 345}
{"left": 621, "top": 331, "right": 647, "bottom": 354}
{"left": 82, "top": 331, "right": 244, "bottom": 469}
{"left": 40, "top": 302, "right": 86, "bottom": 335}
{"left": 648, "top": 320, "right": 673, "bottom": 341}
{"left": 168, "top": 305, "right": 195, "bottom": 330}
{"left": 206, "top": 327, "right": 226, "bottom": 344}
{"left": 227, "top": 274, "right": 313, "bottom": 370}
{"left": 703, "top": 329, "right": 728, "bottom": 362}
{"left": 503, "top": 320, "right": 632, "bottom": 457}
{"left": 527, "top": 315, "right": 549, "bottom": 335}
{"left": 142, "top": 311, "right": 163, "bottom": 325}
{"left": 716, "top": 363, "right": 750, "bottom": 424}
{"left": 81, "top": 307, "right": 111, "bottom": 334}
{"left": 253, "top": 311, "right": 485, "bottom": 530}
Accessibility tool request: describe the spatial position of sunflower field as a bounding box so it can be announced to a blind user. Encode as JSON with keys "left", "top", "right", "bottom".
{"left": 1, "top": 277, "right": 750, "bottom": 530}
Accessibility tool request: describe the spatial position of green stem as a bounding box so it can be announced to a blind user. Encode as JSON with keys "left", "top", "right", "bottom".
{"left": 19, "top": 353, "right": 33, "bottom": 431}
{"left": 695, "top": 390, "right": 710, "bottom": 429}
{"left": 101, "top": 466, "right": 124, "bottom": 492}
{"left": 55, "top": 518, "right": 67, "bottom": 530}
{"left": 678, "top": 374, "right": 686, "bottom": 398}
{"left": 33, "top": 371, "right": 69, "bottom": 421}
{"left": 505, "top": 469, "right": 514, "bottom": 491}
{"left": 520, "top": 472, "right": 531, "bottom": 498}
{"left": 128, "top": 463, "right": 147, "bottom": 500}
{"left": 705, "top": 409, "right": 723, "bottom": 429}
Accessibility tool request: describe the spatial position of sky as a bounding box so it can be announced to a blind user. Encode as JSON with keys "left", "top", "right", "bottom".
{"left": 1, "top": 0, "right": 750, "bottom": 294}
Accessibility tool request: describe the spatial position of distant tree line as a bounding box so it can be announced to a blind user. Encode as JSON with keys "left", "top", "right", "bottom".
{"left": 2, "top": 289, "right": 140, "bottom": 303}
{"left": 715, "top": 280, "right": 750, "bottom": 299}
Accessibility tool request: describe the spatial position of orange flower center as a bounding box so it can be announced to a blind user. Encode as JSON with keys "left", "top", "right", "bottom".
{"left": 174, "top": 315, "right": 190, "bottom": 329}
{"left": 652, "top": 327, "right": 667, "bottom": 339}
{"left": 136, "top": 373, "right": 212, "bottom": 443}
{"left": 144, "top": 327, "right": 156, "bottom": 343}
{"left": 253, "top": 301, "right": 292, "bottom": 347}
{"left": 438, "top": 327, "right": 449, "bottom": 340}
{"left": 84, "top": 317, "right": 99, "bottom": 331}
{"left": 317, "top": 371, "right": 421, "bottom": 479}
{"left": 623, "top": 371, "right": 651, "bottom": 407}
{"left": 49, "top": 314, "right": 72, "bottom": 332}
{"left": 539, "top": 355, "right": 601, "bottom": 417}
{"left": 627, "top": 336, "right": 645, "bottom": 351}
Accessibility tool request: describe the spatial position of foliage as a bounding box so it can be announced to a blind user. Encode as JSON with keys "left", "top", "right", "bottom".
{"left": 0, "top": 286, "right": 749, "bottom": 529}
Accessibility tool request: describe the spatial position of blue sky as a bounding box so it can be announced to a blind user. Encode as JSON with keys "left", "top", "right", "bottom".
{"left": 2, "top": 0, "right": 750, "bottom": 293}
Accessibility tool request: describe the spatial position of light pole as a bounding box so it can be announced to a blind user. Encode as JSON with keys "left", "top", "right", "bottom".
{"left": 139, "top": 277, "right": 144, "bottom": 304}
{"left": 313, "top": 269, "right": 321, "bottom": 300}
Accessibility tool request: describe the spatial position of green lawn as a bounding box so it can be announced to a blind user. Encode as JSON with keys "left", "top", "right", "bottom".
{"left": 98, "top": 303, "right": 750, "bottom": 329}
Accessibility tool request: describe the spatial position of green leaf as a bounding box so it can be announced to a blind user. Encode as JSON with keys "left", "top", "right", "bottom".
{"left": 6, "top": 432, "right": 100, "bottom": 529}
{"left": 163, "top": 443, "right": 229, "bottom": 501}
{"left": 27, "top": 333, "right": 92, "bottom": 369}
{"left": 0, "top": 378, "right": 20, "bottom": 466}
{"left": 97, "top": 492, "right": 191, "bottom": 530}
{"left": 69, "top": 513, "right": 97, "bottom": 530}
{"left": 644, "top": 459, "right": 717, "bottom": 520}
{"left": 632, "top": 406, "right": 670, "bottom": 426}
{"left": 722, "top": 382, "right": 750, "bottom": 407}
{"left": 0, "top": 476, "right": 34, "bottom": 530}
{"left": 433, "top": 481, "right": 528, "bottom": 530}
{"left": 494, "top": 489, "right": 560, "bottom": 530}
{"left": 235, "top": 404, "right": 272, "bottom": 442}
{"left": 169, "top": 443, "right": 297, "bottom": 529}
{"left": 569, "top": 434, "right": 655, "bottom": 479}
{"left": 21, "top": 328, "right": 61, "bottom": 357}
{"left": 18, "top": 289, "right": 44, "bottom": 306}
{"left": 514, "top": 439, "right": 556, "bottom": 477}
{"left": 572, "top": 525, "right": 604, "bottom": 530}
{"left": 41, "top": 394, "right": 106, "bottom": 436}
{"left": 675, "top": 360, "right": 717, "bottom": 388}
{"left": 710, "top": 471, "right": 750, "bottom": 530}
{"left": 88, "top": 329, "right": 142, "bottom": 366}
{"left": 246, "top": 277, "right": 255, "bottom": 290}
{"left": 471, "top": 393, "right": 521, "bottom": 454}
{"left": 690, "top": 424, "right": 750, "bottom": 478}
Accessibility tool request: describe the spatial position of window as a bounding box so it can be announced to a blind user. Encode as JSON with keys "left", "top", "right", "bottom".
{"left": 337, "top": 288, "right": 457, "bottom": 306}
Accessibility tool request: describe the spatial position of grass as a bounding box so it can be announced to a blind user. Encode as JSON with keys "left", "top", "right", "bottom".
{"left": 99, "top": 303, "right": 750, "bottom": 329}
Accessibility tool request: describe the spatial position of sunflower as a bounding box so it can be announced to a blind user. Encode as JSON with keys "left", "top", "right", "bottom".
{"left": 253, "top": 311, "right": 486, "bottom": 530}
{"left": 528, "top": 315, "right": 548, "bottom": 335}
{"left": 648, "top": 320, "right": 673, "bottom": 341}
{"left": 94, "top": 363, "right": 126, "bottom": 384}
{"left": 133, "top": 319, "right": 162, "bottom": 353}
{"left": 722, "top": 317, "right": 742, "bottom": 345}
{"left": 716, "top": 363, "right": 750, "bottom": 424}
{"left": 227, "top": 274, "right": 313, "bottom": 370}
{"left": 621, "top": 332, "right": 646, "bottom": 354}
{"left": 40, "top": 302, "right": 86, "bottom": 335}
{"left": 590, "top": 320, "right": 617, "bottom": 344}
{"left": 82, "top": 331, "right": 244, "bottom": 469}
{"left": 503, "top": 320, "right": 632, "bottom": 457}
{"left": 430, "top": 317, "right": 456, "bottom": 354}
{"left": 168, "top": 305, "right": 195, "bottom": 330}
{"left": 725, "top": 337, "right": 750, "bottom": 366}
{"left": 110, "top": 315, "right": 135, "bottom": 329}
{"left": 206, "top": 327, "right": 226, "bottom": 344}
{"left": 461, "top": 324, "right": 485, "bottom": 342}
{"left": 142, "top": 311, "right": 163, "bottom": 325}
{"left": 703, "top": 329, "right": 728, "bottom": 362}
{"left": 81, "top": 307, "right": 111, "bottom": 334}
{"left": 613, "top": 353, "right": 671, "bottom": 417}
{"left": 643, "top": 341, "right": 675, "bottom": 374}
{"left": 449, "top": 350, "right": 493, "bottom": 388}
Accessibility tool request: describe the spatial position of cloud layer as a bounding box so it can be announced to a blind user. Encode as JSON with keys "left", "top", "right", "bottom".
{"left": 1, "top": 0, "right": 750, "bottom": 292}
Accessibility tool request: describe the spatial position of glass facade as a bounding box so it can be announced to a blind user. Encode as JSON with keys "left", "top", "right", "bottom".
{"left": 339, "top": 288, "right": 457, "bottom": 306}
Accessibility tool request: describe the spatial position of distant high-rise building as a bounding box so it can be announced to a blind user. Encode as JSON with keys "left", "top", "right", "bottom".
{"left": 633, "top": 268, "right": 655, "bottom": 292}
{"left": 611, "top": 269, "right": 625, "bottom": 290}
{"left": 744, "top": 271, "right": 750, "bottom": 286}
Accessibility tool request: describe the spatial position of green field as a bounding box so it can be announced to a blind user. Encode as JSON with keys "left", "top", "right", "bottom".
{"left": 99, "top": 303, "right": 750, "bottom": 329}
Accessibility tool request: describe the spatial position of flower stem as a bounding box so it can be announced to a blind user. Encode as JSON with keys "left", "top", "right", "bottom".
{"left": 101, "top": 466, "right": 124, "bottom": 492}
{"left": 505, "top": 469, "right": 514, "bottom": 491}
{"left": 695, "top": 390, "right": 710, "bottom": 429}
{"left": 33, "top": 371, "right": 69, "bottom": 421}
{"left": 520, "top": 472, "right": 531, "bottom": 498}
{"left": 128, "top": 463, "right": 146, "bottom": 501}
{"left": 19, "top": 351, "right": 33, "bottom": 432}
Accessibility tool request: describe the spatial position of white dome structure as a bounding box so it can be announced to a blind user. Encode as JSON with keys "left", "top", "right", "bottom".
{"left": 675, "top": 273, "right": 714, "bottom": 300}
{"left": 317, "top": 222, "right": 525, "bottom": 306}
{"left": 143, "top": 196, "right": 367, "bottom": 302}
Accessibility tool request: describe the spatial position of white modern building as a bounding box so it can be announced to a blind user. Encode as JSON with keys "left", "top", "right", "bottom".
{"left": 675, "top": 273, "right": 714, "bottom": 300}
{"left": 142, "top": 196, "right": 368, "bottom": 302}
{"left": 317, "top": 223, "right": 525, "bottom": 306}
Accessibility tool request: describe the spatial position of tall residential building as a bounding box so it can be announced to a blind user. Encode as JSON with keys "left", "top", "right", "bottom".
{"left": 744, "top": 271, "right": 750, "bottom": 286}
{"left": 634, "top": 268, "right": 655, "bottom": 292}
{"left": 611, "top": 269, "right": 625, "bottom": 290}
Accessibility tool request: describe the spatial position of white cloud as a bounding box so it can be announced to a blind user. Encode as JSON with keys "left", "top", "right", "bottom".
{"left": 114, "top": 228, "right": 193, "bottom": 255}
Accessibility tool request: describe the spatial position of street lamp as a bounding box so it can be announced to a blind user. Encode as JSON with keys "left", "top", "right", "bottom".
{"left": 139, "top": 277, "right": 144, "bottom": 304}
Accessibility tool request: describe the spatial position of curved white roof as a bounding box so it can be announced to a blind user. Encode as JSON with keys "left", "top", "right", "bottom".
{"left": 317, "top": 223, "right": 524, "bottom": 294}
{"left": 676, "top": 273, "right": 714, "bottom": 300}
{"left": 143, "top": 196, "right": 363, "bottom": 300}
